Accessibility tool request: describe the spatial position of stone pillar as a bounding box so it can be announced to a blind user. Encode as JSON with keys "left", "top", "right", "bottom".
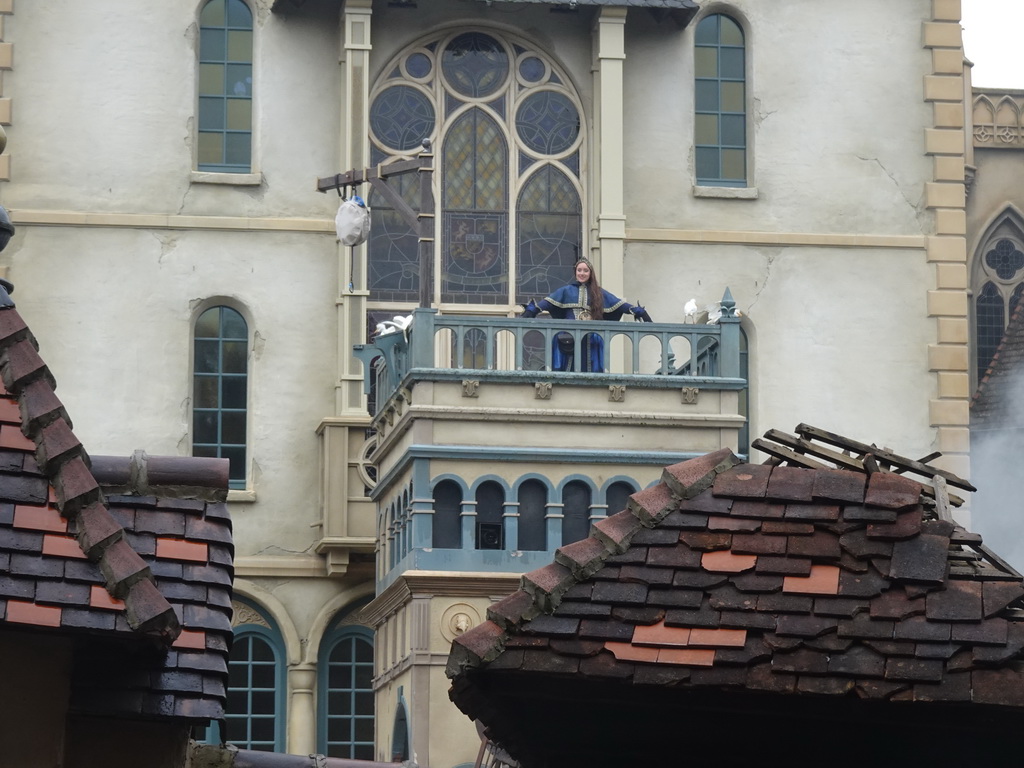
{"left": 287, "top": 664, "right": 318, "bottom": 756}
{"left": 337, "top": 0, "right": 373, "bottom": 416}
{"left": 923, "top": 3, "right": 971, "bottom": 484}
{"left": 593, "top": 7, "right": 627, "bottom": 295}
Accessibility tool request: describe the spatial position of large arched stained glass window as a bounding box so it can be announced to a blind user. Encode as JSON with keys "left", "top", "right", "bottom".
{"left": 367, "top": 30, "right": 584, "bottom": 313}
{"left": 198, "top": 0, "right": 253, "bottom": 172}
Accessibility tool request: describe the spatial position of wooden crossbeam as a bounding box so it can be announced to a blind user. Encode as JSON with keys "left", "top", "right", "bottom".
{"left": 794, "top": 423, "right": 976, "bottom": 492}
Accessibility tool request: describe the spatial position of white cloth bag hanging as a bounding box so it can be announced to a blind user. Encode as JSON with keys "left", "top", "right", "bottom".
{"left": 335, "top": 195, "right": 371, "bottom": 246}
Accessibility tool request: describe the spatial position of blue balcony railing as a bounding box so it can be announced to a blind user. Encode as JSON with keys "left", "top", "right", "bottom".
{"left": 354, "top": 289, "right": 743, "bottom": 415}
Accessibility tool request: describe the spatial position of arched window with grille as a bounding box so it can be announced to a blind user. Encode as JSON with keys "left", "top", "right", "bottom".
{"left": 197, "top": 0, "right": 253, "bottom": 172}
{"left": 971, "top": 212, "right": 1024, "bottom": 390}
{"left": 475, "top": 481, "right": 505, "bottom": 550}
{"left": 193, "top": 304, "right": 249, "bottom": 489}
{"left": 694, "top": 13, "right": 747, "bottom": 187}
{"left": 605, "top": 480, "right": 637, "bottom": 517}
{"left": 318, "top": 620, "right": 375, "bottom": 759}
{"left": 366, "top": 30, "right": 583, "bottom": 318}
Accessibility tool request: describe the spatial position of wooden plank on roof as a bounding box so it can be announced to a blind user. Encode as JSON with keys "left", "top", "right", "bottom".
{"left": 794, "top": 423, "right": 977, "bottom": 492}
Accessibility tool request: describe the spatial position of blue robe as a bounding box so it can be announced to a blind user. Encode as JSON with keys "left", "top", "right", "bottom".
{"left": 532, "top": 282, "right": 637, "bottom": 371}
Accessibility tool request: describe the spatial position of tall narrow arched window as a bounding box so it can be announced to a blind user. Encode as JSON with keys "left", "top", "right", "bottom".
{"left": 432, "top": 480, "right": 462, "bottom": 548}
{"left": 561, "top": 481, "right": 591, "bottom": 546}
{"left": 367, "top": 30, "right": 584, "bottom": 318}
{"left": 193, "top": 305, "right": 248, "bottom": 489}
{"left": 695, "top": 14, "right": 747, "bottom": 187}
{"left": 318, "top": 626, "right": 375, "bottom": 759}
{"left": 198, "top": 0, "right": 253, "bottom": 172}
{"left": 475, "top": 481, "right": 505, "bottom": 550}
{"left": 971, "top": 214, "right": 1024, "bottom": 391}
{"left": 517, "top": 479, "right": 547, "bottom": 551}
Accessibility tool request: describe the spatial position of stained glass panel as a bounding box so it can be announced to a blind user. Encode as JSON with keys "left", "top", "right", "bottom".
{"left": 368, "top": 173, "right": 420, "bottom": 302}
{"left": 516, "top": 91, "right": 579, "bottom": 155}
{"left": 371, "top": 85, "right": 436, "bottom": 152}
{"left": 985, "top": 238, "right": 1024, "bottom": 280}
{"left": 517, "top": 166, "right": 581, "bottom": 303}
{"left": 442, "top": 32, "right": 509, "bottom": 98}
{"left": 976, "top": 281, "right": 1005, "bottom": 382}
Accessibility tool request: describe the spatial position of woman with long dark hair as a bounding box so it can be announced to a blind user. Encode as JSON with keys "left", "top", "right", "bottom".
{"left": 520, "top": 259, "right": 651, "bottom": 371}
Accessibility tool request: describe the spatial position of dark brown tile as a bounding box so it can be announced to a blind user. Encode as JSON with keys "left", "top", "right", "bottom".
{"left": 926, "top": 580, "right": 983, "bottom": 622}
{"left": 811, "top": 469, "right": 866, "bottom": 504}
{"left": 592, "top": 581, "right": 648, "bottom": 605}
{"left": 611, "top": 606, "right": 665, "bottom": 625}
{"left": 797, "top": 676, "right": 855, "bottom": 695}
{"left": 713, "top": 464, "right": 772, "bottom": 499}
{"left": 786, "top": 531, "right": 841, "bottom": 559}
{"left": 783, "top": 503, "right": 840, "bottom": 522}
{"left": 866, "top": 508, "right": 923, "bottom": 540}
{"left": 757, "top": 592, "right": 813, "bottom": 613}
{"left": 837, "top": 566, "right": 888, "bottom": 598}
{"left": 676, "top": 488, "right": 734, "bottom": 514}
{"left": 893, "top": 615, "right": 951, "bottom": 643}
{"left": 657, "top": 510, "right": 709, "bottom": 530}
{"left": 842, "top": 505, "right": 898, "bottom": 523}
{"left": 765, "top": 465, "right": 816, "bottom": 502}
{"left": 619, "top": 565, "right": 673, "bottom": 585}
{"left": 837, "top": 614, "right": 895, "bottom": 640}
{"left": 647, "top": 588, "right": 704, "bottom": 609}
{"left": 521, "top": 614, "right": 580, "bottom": 637}
{"left": 950, "top": 617, "right": 1008, "bottom": 646}
{"left": 813, "top": 596, "right": 869, "bottom": 618}
{"left": 706, "top": 515, "right": 760, "bottom": 532}
{"left": 775, "top": 614, "right": 837, "bottom": 638}
{"left": 578, "top": 649, "right": 634, "bottom": 679}
{"left": 647, "top": 542, "right": 701, "bottom": 568}
{"left": 731, "top": 500, "right": 786, "bottom": 519}
{"left": 826, "top": 644, "right": 885, "bottom": 677}
{"left": 865, "top": 472, "right": 922, "bottom": 510}
{"left": 761, "top": 520, "right": 814, "bottom": 535}
{"left": 884, "top": 657, "right": 942, "bottom": 682}
{"left": 889, "top": 533, "right": 949, "bottom": 585}
{"left": 731, "top": 533, "right": 787, "bottom": 556}
{"left": 758, "top": 556, "right": 813, "bottom": 576}
{"left": 770, "top": 647, "right": 828, "bottom": 674}
{"left": 679, "top": 531, "right": 731, "bottom": 551}
{"left": 983, "top": 581, "right": 1024, "bottom": 618}
{"left": 869, "top": 587, "right": 926, "bottom": 620}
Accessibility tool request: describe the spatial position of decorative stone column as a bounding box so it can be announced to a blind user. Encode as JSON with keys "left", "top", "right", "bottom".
{"left": 592, "top": 7, "right": 627, "bottom": 295}
{"left": 287, "top": 663, "right": 318, "bottom": 756}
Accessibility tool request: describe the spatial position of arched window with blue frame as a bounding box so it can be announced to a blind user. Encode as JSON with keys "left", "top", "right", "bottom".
{"left": 198, "top": 0, "right": 254, "bottom": 172}
{"left": 198, "top": 600, "right": 286, "bottom": 752}
{"left": 193, "top": 304, "right": 249, "bottom": 489}
{"left": 695, "top": 13, "right": 747, "bottom": 187}
{"left": 318, "top": 618, "right": 375, "bottom": 759}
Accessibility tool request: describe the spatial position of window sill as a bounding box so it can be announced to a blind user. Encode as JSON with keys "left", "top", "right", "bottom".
{"left": 693, "top": 185, "right": 759, "bottom": 199}
{"left": 228, "top": 488, "right": 257, "bottom": 503}
{"left": 191, "top": 171, "right": 263, "bottom": 186}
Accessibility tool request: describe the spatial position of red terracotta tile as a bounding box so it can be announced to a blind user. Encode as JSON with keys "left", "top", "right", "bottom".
{"left": 172, "top": 629, "right": 207, "bottom": 650}
{"left": 41, "top": 534, "right": 88, "bottom": 560}
{"left": 7, "top": 599, "right": 62, "bottom": 627}
{"left": 604, "top": 641, "right": 659, "bottom": 662}
{"left": 156, "top": 537, "right": 209, "bottom": 563}
{"left": 0, "top": 395, "right": 20, "bottom": 423}
{"left": 657, "top": 647, "right": 716, "bottom": 666}
{"left": 782, "top": 564, "right": 841, "bottom": 595}
{"left": 702, "top": 549, "right": 757, "bottom": 573}
{"left": 0, "top": 423, "right": 34, "bottom": 451}
{"left": 633, "top": 622, "right": 691, "bottom": 647}
{"left": 90, "top": 584, "right": 125, "bottom": 611}
{"left": 688, "top": 627, "right": 747, "bottom": 648}
{"left": 13, "top": 503, "right": 67, "bottom": 533}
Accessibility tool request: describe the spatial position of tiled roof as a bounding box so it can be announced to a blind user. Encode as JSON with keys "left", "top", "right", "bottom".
{"left": 448, "top": 444, "right": 1024, "bottom": 762}
{"left": 0, "top": 303, "right": 233, "bottom": 722}
{"left": 972, "top": 300, "right": 1024, "bottom": 429}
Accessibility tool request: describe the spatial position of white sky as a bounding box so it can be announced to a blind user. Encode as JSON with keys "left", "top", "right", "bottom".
{"left": 961, "top": 0, "right": 1024, "bottom": 88}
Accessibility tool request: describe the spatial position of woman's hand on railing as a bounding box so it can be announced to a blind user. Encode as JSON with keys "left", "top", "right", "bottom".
{"left": 628, "top": 303, "right": 653, "bottom": 322}
{"left": 520, "top": 299, "right": 541, "bottom": 318}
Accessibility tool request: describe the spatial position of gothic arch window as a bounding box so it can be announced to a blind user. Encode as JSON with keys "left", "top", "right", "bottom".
{"left": 971, "top": 212, "right": 1024, "bottom": 388}
{"left": 694, "top": 13, "right": 747, "bottom": 187}
{"left": 367, "top": 30, "right": 584, "bottom": 313}
{"left": 197, "top": 0, "right": 253, "bottom": 172}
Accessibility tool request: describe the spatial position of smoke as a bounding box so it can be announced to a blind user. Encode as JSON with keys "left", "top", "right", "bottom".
{"left": 970, "top": 362, "right": 1024, "bottom": 574}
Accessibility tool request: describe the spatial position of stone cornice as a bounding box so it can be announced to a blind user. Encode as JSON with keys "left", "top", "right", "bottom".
{"left": 363, "top": 570, "right": 521, "bottom": 626}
